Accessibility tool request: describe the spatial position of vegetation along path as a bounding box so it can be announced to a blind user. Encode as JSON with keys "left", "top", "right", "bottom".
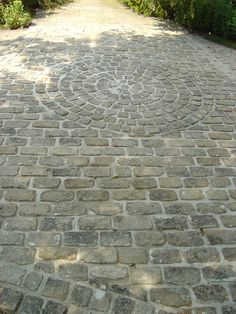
{"left": 0, "top": 0, "right": 236, "bottom": 313}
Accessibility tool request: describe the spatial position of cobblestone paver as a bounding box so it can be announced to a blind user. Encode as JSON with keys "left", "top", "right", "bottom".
{"left": 0, "top": 0, "right": 236, "bottom": 313}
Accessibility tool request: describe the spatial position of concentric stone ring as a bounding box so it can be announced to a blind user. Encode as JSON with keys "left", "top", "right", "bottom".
{"left": 36, "top": 55, "right": 214, "bottom": 136}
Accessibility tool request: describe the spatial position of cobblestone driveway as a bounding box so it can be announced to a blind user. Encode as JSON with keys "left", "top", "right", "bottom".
{"left": 0, "top": 0, "right": 236, "bottom": 313}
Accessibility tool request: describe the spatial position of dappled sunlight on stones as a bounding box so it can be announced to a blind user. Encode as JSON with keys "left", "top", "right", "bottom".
{"left": 0, "top": 0, "right": 236, "bottom": 312}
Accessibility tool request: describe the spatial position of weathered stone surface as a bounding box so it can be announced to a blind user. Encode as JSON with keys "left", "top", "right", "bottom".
{"left": 229, "top": 190, "right": 236, "bottom": 200}
{"left": 206, "top": 190, "right": 229, "bottom": 201}
{"left": 43, "top": 300, "right": 67, "bottom": 314}
{"left": 101, "top": 231, "right": 132, "bottom": 246}
{"left": 164, "top": 267, "right": 201, "bottom": 284}
{"left": 22, "top": 272, "right": 43, "bottom": 291}
{"left": 150, "top": 287, "right": 191, "bottom": 307}
{"left": 113, "top": 216, "right": 152, "bottom": 230}
{"left": 39, "top": 156, "right": 64, "bottom": 166}
{"left": 52, "top": 202, "right": 87, "bottom": 216}
{"left": 77, "top": 190, "right": 109, "bottom": 201}
{"left": 133, "top": 302, "right": 155, "bottom": 314}
{"left": 194, "top": 307, "right": 217, "bottom": 314}
{"left": 189, "top": 166, "right": 213, "bottom": 177}
{"left": 21, "top": 166, "right": 49, "bottom": 176}
{"left": 112, "top": 190, "right": 146, "bottom": 200}
{"left": 0, "top": 287, "right": 23, "bottom": 313}
{"left": 90, "top": 265, "right": 128, "bottom": 280}
{"left": 39, "top": 217, "right": 74, "bottom": 231}
{"left": 52, "top": 166, "right": 79, "bottom": 177}
{"left": 117, "top": 248, "right": 148, "bottom": 264}
{"left": 68, "top": 305, "right": 87, "bottom": 314}
{"left": 79, "top": 248, "right": 117, "bottom": 263}
{"left": 0, "top": 0, "right": 235, "bottom": 310}
{"left": 0, "top": 203, "right": 17, "bottom": 216}
{"left": 202, "top": 265, "right": 235, "bottom": 280}
{"left": 167, "top": 231, "right": 204, "bottom": 246}
{"left": 197, "top": 203, "right": 227, "bottom": 214}
{"left": 78, "top": 216, "right": 111, "bottom": 230}
{"left": 150, "top": 189, "right": 178, "bottom": 201}
{"left": 99, "top": 178, "right": 130, "bottom": 189}
{"left": 184, "top": 248, "right": 220, "bottom": 263}
{"left": 207, "top": 230, "right": 236, "bottom": 244}
{"left": 134, "top": 167, "right": 163, "bottom": 177}
{"left": 193, "top": 285, "right": 228, "bottom": 302}
{"left": 39, "top": 247, "right": 76, "bottom": 260}
{"left": 34, "top": 261, "right": 54, "bottom": 273}
{"left": 129, "top": 265, "right": 162, "bottom": 284}
{"left": 7, "top": 156, "right": 37, "bottom": 166}
{"left": 64, "top": 178, "right": 94, "bottom": 188}
{"left": 84, "top": 167, "right": 110, "bottom": 177}
{"left": 70, "top": 285, "right": 93, "bottom": 306}
{"left": 33, "top": 177, "right": 61, "bottom": 188}
{"left": 58, "top": 263, "right": 88, "bottom": 281}
{"left": 0, "top": 247, "right": 35, "bottom": 264}
{"left": 5, "top": 190, "right": 36, "bottom": 201}
{"left": 229, "top": 282, "right": 236, "bottom": 301}
{"left": 192, "top": 215, "right": 219, "bottom": 230}
{"left": 110, "top": 284, "right": 147, "bottom": 301}
{"left": 112, "top": 297, "right": 135, "bottom": 314}
{"left": 0, "top": 263, "right": 26, "bottom": 285}
{"left": 64, "top": 232, "right": 98, "bottom": 246}
{"left": 210, "top": 177, "right": 231, "bottom": 187}
{"left": 3, "top": 217, "right": 37, "bottom": 231}
{"left": 89, "top": 202, "right": 122, "bottom": 215}
{"left": 18, "top": 295, "right": 43, "bottom": 314}
{"left": 41, "top": 190, "right": 74, "bottom": 202}
{"left": 166, "top": 166, "right": 189, "bottom": 177}
{"left": 221, "top": 215, "right": 236, "bottom": 227}
{"left": 18, "top": 203, "right": 51, "bottom": 216}
{"left": 154, "top": 216, "right": 188, "bottom": 230}
{"left": 126, "top": 202, "right": 162, "bottom": 215}
{"left": 222, "top": 248, "right": 236, "bottom": 261}
{"left": 0, "top": 166, "right": 19, "bottom": 176}
{"left": 26, "top": 232, "right": 61, "bottom": 246}
{"left": 42, "top": 277, "right": 70, "bottom": 301}
{"left": 180, "top": 189, "right": 204, "bottom": 200}
{"left": 135, "top": 231, "right": 165, "bottom": 247}
{"left": 164, "top": 203, "right": 195, "bottom": 215}
{"left": 222, "top": 305, "right": 236, "bottom": 314}
{"left": 132, "top": 177, "right": 157, "bottom": 189}
{"left": 0, "top": 177, "right": 29, "bottom": 188}
{"left": 159, "top": 177, "right": 183, "bottom": 188}
{"left": 150, "top": 248, "right": 182, "bottom": 264}
{"left": 0, "top": 146, "right": 17, "bottom": 155}
{"left": 90, "top": 291, "right": 111, "bottom": 312}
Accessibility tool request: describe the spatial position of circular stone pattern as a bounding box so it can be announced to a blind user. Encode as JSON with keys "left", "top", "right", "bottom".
{"left": 36, "top": 57, "right": 214, "bottom": 135}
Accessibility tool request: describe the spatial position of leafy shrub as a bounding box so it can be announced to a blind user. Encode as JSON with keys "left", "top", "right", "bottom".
{"left": 122, "top": 0, "right": 171, "bottom": 17}
{"left": 37, "top": 0, "right": 72, "bottom": 10}
{"left": 174, "top": 0, "right": 236, "bottom": 38}
{"left": 1, "top": 0, "right": 31, "bottom": 29}
{"left": 153, "top": 0, "right": 175, "bottom": 19}
{"left": 21, "top": 0, "right": 72, "bottom": 13}
{"left": 0, "top": 4, "right": 4, "bottom": 24}
{"left": 121, "top": 0, "right": 236, "bottom": 39}
{"left": 22, "top": 0, "right": 39, "bottom": 11}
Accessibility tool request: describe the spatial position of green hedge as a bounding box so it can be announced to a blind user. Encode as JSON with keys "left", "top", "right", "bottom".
{"left": 0, "top": 0, "right": 72, "bottom": 29}
{"left": 122, "top": 0, "right": 236, "bottom": 39}
{"left": 0, "top": 0, "right": 32, "bottom": 28}
{"left": 23, "top": 0, "right": 71, "bottom": 10}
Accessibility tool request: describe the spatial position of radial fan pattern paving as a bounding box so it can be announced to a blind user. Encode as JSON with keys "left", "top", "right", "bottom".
{"left": 36, "top": 54, "right": 214, "bottom": 135}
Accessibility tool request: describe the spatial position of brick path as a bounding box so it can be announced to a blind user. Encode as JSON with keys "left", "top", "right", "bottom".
{"left": 0, "top": 0, "right": 236, "bottom": 313}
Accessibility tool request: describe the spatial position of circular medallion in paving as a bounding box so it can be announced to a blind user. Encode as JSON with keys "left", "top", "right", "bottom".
{"left": 36, "top": 56, "right": 214, "bottom": 135}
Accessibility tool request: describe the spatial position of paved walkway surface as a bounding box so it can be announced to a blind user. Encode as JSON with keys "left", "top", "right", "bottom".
{"left": 0, "top": 0, "right": 236, "bottom": 313}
